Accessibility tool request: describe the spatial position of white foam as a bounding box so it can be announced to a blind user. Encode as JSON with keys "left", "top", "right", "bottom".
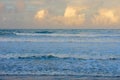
{"left": 0, "top": 37, "right": 120, "bottom": 42}
{"left": 14, "top": 32, "right": 120, "bottom": 37}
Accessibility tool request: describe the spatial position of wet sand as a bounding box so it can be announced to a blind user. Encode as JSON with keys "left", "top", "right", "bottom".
{"left": 0, "top": 75, "right": 120, "bottom": 80}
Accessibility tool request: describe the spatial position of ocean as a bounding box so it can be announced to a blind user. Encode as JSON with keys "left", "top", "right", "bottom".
{"left": 0, "top": 29, "right": 120, "bottom": 77}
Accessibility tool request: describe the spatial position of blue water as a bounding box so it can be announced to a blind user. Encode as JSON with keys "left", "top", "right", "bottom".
{"left": 0, "top": 29, "right": 120, "bottom": 76}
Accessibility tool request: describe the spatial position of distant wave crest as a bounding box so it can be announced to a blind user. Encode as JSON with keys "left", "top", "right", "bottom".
{"left": 1, "top": 30, "right": 120, "bottom": 37}
{"left": 35, "top": 31, "right": 54, "bottom": 34}
{"left": 1, "top": 54, "right": 120, "bottom": 61}
{"left": 13, "top": 32, "right": 120, "bottom": 37}
{"left": 0, "top": 30, "right": 54, "bottom": 36}
{"left": 17, "top": 55, "right": 120, "bottom": 60}
{"left": 0, "top": 32, "right": 16, "bottom": 36}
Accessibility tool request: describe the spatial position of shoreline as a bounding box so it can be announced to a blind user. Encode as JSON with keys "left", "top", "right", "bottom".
{"left": 0, "top": 75, "right": 120, "bottom": 80}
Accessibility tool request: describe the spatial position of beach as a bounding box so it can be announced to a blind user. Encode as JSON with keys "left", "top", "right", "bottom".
{"left": 0, "top": 75, "right": 120, "bottom": 80}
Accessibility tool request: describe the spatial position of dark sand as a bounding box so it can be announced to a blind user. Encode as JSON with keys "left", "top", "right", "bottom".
{"left": 0, "top": 75, "right": 120, "bottom": 80}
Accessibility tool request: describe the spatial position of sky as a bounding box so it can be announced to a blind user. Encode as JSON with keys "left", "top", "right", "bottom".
{"left": 0, "top": 0, "right": 120, "bottom": 29}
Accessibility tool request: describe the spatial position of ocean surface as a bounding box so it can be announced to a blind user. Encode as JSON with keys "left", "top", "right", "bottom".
{"left": 0, "top": 29, "right": 120, "bottom": 77}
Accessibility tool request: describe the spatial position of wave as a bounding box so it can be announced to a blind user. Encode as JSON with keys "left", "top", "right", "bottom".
{"left": 0, "top": 32, "right": 16, "bottom": 36}
{"left": 0, "top": 54, "right": 83, "bottom": 60}
{"left": 17, "top": 55, "right": 86, "bottom": 60}
{"left": 0, "top": 38, "right": 120, "bottom": 42}
{"left": 17, "top": 55, "right": 120, "bottom": 60}
{"left": 35, "top": 31, "right": 54, "bottom": 34}
{"left": 0, "top": 30, "right": 54, "bottom": 36}
{"left": 1, "top": 54, "right": 120, "bottom": 60}
{"left": 1, "top": 30, "right": 120, "bottom": 37}
{"left": 13, "top": 32, "right": 120, "bottom": 37}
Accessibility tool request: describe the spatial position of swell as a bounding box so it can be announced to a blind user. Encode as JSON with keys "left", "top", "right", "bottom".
{"left": 14, "top": 32, "right": 120, "bottom": 37}
{"left": 0, "top": 31, "right": 54, "bottom": 36}
{"left": 16, "top": 56, "right": 120, "bottom": 60}
{"left": 17, "top": 55, "right": 86, "bottom": 60}
{"left": 0, "top": 32, "right": 16, "bottom": 36}
{"left": 0, "top": 30, "right": 120, "bottom": 37}
{"left": 35, "top": 31, "right": 54, "bottom": 34}
{"left": 1, "top": 55, "right": 120, "bottom": 60}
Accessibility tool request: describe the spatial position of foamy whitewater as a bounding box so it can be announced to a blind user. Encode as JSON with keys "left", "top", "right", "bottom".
{"left": 0, "top": 29, "right": 120, "bottom": 76}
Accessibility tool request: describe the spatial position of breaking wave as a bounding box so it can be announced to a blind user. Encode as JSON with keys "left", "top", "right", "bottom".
{"left": 14, "top": 32, "right": 120, "bottom": 37}
{"left": 1, "top": 30, "right": 120, "bottom": 37}
{"left": 1, "top": 54, "right": 120, "bottom": 61}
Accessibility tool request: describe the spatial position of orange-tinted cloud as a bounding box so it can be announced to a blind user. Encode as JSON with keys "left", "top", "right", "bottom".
{"left": 92, "top": 8, "right": 119, "bottom": 26}
{"left": 35, "top": 9, "right": 49, "bottom": 19}
{"left": 34, "top": 6, "right": 86, "bottom": 27}
{"left": 63, "top": 6, "right": 86, "bottom": 26}
{"left": 64, "top": 6, "right": 86, "bottom": 17}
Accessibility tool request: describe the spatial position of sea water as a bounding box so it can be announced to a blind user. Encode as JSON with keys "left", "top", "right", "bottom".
{"left": 0, "top": 29, "right": 120, "bottom": 76}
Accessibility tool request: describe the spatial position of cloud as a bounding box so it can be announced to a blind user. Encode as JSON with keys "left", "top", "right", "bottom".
{"left": 92, "top": 8, "right": 119, "bottom": 26}
{"left": 34, "top": 6, "right": 86, "bottom": 27}
{"left": 1, "top": 0, "right": 120, "bottom": 29}
{"left": 64, "top": 6, "right": 86, "bottom": 18}
{"left": 35, "top": 9, "right": 49, "bottom": 19}
{"left": 63, "top": 6, "right": 86, "bottom": 26}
